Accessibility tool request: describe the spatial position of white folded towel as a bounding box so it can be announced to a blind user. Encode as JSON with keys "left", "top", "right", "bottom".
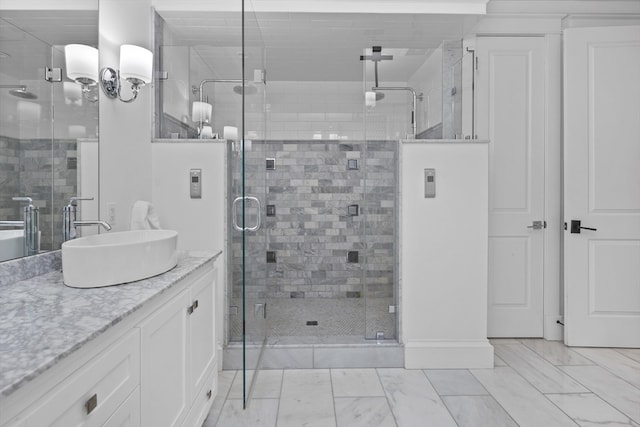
{"left": 130, "top": 200, "right": 161, "bottom": 230}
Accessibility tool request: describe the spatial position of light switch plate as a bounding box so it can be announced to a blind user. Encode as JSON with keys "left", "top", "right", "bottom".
{"left": 190, "top": 169, "right": 202, "bottom": 199}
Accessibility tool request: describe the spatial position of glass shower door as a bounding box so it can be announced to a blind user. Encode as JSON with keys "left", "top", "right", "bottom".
{"left": 236, "top": 0, "right": 268, "bottom": 407}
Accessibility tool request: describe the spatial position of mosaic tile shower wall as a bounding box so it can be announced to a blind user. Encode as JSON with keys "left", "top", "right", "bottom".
{"left": 229, "top": 140, "right": 397, "bottom": 341}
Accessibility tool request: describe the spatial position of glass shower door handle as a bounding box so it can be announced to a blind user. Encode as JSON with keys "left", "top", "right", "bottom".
{"left": 232, "top": 196, "right": 261, "bottom": 232}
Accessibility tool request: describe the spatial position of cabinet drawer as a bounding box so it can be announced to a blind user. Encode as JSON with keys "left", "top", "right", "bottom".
{"left": 182, "top": 366, "right": 217, "bottom": 427}
{"left": 25, "top": 329, "right": 140, "bottom": 427}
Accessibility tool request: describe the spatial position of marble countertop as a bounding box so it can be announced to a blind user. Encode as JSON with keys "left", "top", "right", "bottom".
{"left": 0, "top": 250, "right": 221, "bottom": 398}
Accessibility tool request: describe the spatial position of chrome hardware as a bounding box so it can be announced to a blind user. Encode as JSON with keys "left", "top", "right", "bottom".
{"left": 206, "top": 389, "right": 213, "bottom": 399}
{"left": 527, "top": 220, "right": 546, "bottom": 230}
{"left": 187, "top": 300, "right": 199, "bottom": 315}
{"left": 85, "top": 393, "right": 98, "bottom": 414}
{"left": 63, "top": 196, "right": 111, "bottom": 242}
{"left": 12, "top": 197, "right": 40, "bottom": 256}
{"left": 570, "top": 220, "right": 597, "bottom": 234}
{"left": 232, "top": 196, "right": 261, "bottom": 232}
{"left": 254, "top": 303, "right": 266, "bottom": 319}
{"left": 44, "top": 67, "right": 62, "bottom": 82}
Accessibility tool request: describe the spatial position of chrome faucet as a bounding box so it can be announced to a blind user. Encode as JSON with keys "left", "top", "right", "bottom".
{"left": 63, "top": 197, "right": 112, "bottom": 242}
{"left": 10, "top": 197, "right": 40, "bottom": 256}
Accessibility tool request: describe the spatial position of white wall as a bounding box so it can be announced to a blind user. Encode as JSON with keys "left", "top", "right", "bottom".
{"left": 400, "top": 141, "right": 493, "bottom": 368}
{"left": 151, "top": 140, "right": 226, "bottom": 367}
{"left": 150, "top": 142, "right": 225, "bottom": 253}
{"left": 98, "top": 0, "right": 153, "bottom": 231}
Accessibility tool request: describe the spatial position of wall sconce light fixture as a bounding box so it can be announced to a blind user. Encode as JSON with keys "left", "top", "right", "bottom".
{"left": 65, "top": 44, "right": 99, "bottom": 100}
{"left": 100, "top": 44, "right": 153, "bottom": 103}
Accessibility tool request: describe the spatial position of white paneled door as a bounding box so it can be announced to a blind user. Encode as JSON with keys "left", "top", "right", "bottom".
{"left": 477, "top": 37, "right": 546, "bottom": 337}
{"left": 563, "top": 26, "right": 640, "bottom": 347}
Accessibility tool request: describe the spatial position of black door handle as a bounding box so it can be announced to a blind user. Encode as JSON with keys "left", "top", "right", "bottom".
{"left": 570, "top": 220, "right": 597, "bottom": 234}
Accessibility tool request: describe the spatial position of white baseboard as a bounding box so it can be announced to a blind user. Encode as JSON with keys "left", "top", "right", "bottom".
{"left": 404, "top": 339, "right": 494, "bottom": 369}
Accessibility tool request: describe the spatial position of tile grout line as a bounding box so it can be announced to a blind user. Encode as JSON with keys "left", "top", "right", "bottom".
{"left": 512, "top": 342, "right": 627, "bottom": 426}
{"left": 211, "top": 370, "right": 238, "bottom": 427}
{"left": 554, "top": 364, "right": 640, "bottom": 424}
{"left": 518, "top": 339, "right": 596, "bottom": 367}
{"left": 329, "top": 368, "right": 338, "bottom": 427}
{"left": 494, "top": 342, "right": 591, "bottom": 394}
{"left": 273, "top": 369, "right": 285, "bottom": 427}
{"left": 375, "top": 368, "right": 400, "bottom": 427}
{"left": 420, "top": 369, "right": 462, "bottom": 427}
{"left": 569, "top": 349, "right": 640, "bottom": 392}
{"left": 471, "top": 352, "right": 581, "bottom": 427}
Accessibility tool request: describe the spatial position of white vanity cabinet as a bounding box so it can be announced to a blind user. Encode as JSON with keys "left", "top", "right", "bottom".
{"left": 0, "top": 256, "right": 218, "bottom": 427}
{"left": 139, "top": 267, "right": 216, "bottom": 427}
{"left": 13, "top": 329, "right": 140, "bottom": 427}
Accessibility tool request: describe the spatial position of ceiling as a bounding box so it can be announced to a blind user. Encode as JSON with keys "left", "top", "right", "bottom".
{"left": 0, "top": 7, "right": 477, "bottom": 85}
{"left": 159, "top": 11, "right": 480, "bottom": 81}
{"left": 0, "top": 10, "right": 98, "bottom": 83}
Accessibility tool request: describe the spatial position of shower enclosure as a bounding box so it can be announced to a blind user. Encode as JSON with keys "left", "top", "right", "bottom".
{"left": 154, "top": 4, "right": 474, "bottom": 406}
{"left": 227, "top": 139, "right": 398, "bottom": 344}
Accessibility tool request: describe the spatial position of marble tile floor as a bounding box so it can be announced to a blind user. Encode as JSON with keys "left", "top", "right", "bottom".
{"left": 203, "top": 339, "right": 640, "bottom": 427}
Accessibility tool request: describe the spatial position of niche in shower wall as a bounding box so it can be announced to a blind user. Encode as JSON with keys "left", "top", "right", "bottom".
{"left": 229, "top": 139, "right": 397, "bottom": 342}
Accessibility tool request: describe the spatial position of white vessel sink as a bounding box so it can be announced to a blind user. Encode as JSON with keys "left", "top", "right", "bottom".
{"left": 62, "top": 230, "right": 178, "bottom": 288}
{"left": 0, "top": 229, "right": 24, "bottom": 262}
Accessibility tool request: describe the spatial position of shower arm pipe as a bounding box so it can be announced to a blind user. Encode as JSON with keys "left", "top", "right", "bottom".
{"left": 0, "top": 85, "right": 27, "bottom": 90}
{"left": 372, "top": 86, "right": 418, "bottom": 138}
{"left": 196, "top": 79, "right": 246, "bottom": 103}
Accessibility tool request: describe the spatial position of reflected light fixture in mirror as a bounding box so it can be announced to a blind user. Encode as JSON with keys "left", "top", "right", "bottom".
{"left": 365, "top": 91, "right": 377, "bottom": 108}
{"left": 64, "top": 44, "right": 99, "bottom": 102}
{"left": 63, "top": 82, "right": 83, "bottom": 106}
{"left": 200, "top": 126, "right": 213, "bottom": 139}
{"left": 100, "top": 44, "right": 153, "bottom": 103}
{"left": 192, "top": 101, "right": 212, "bottom": 138}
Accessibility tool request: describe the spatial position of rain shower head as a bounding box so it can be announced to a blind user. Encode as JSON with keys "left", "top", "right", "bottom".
{"left": 0, "top": 85, "right": 37, "bottom": 99}
{"left": 9, "top": 88, "right": 37, "bottom": 99}
{"left": 361, "top": 46, "right": 393, "bottom": 101}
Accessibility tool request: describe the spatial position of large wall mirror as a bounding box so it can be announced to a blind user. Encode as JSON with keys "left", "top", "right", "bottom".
{"left": 0, "top": 4, "right": 99, "bottom": 261}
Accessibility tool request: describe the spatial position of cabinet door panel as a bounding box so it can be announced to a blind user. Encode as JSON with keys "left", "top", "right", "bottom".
{"left": 189, "top": 270, "right": 215, "bottom": 398}
{"left": 140, "top": 289, "right": 190, "bottom": 427}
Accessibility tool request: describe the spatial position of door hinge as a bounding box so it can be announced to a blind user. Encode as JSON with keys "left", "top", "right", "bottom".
{"left": 44, "top": 67, "right": 62, "bottom": 82}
